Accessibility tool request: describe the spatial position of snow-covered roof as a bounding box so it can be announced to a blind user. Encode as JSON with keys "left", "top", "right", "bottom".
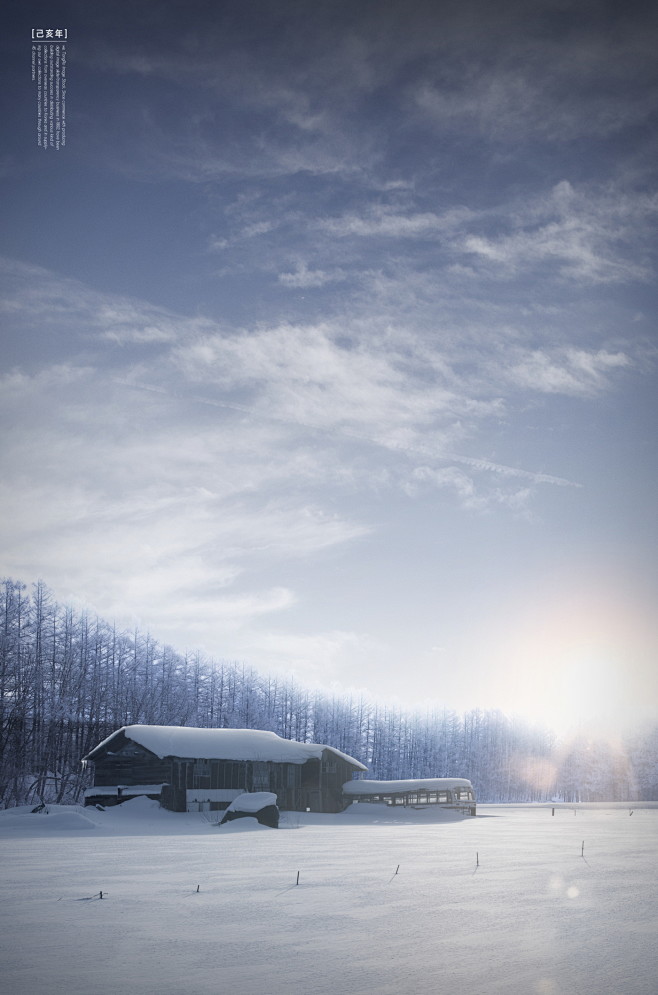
{"left": 226, "top": 792, "right": 278, "bottom": 813}
{"left": 85, "top": 725, "right": 366, "bottom": 770}
{"left": 343, "top": 777, "right": 474, "bottom": 796}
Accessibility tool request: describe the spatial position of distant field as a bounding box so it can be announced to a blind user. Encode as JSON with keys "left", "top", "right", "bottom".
{"left": 1, "top": 802, "right": 657, "bottom": 994}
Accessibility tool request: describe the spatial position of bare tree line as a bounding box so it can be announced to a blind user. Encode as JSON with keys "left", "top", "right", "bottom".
{"left": 1, "top": 579, "right": 656, "bottom": 807}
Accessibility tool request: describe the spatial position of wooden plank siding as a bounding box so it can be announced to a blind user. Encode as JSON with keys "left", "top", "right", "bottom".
{"left": 170, "top": 758, "right": 302, "bottom": 810}
{"left": 89, "top": 731, "right": 172, "bottom": 788}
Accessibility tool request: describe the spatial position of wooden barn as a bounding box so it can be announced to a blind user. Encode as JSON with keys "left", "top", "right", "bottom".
{"left": 82, "top": 725, "right": 366, "bottom": 813}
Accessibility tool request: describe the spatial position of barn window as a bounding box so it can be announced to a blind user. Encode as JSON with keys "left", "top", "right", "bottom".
{"left": 193, "top": 760, "right": 211, "bottom": 789}
{"left": 252, "top": 762, "right": 269, "bottom": 790}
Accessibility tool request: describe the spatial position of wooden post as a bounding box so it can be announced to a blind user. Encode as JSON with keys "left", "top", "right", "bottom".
{"left": 581, "top": 841, "right": 584, "bottom": 857}
{"left": 296, "top": 871, "right": 300, "bottom": 886}
{"left": 552, "top": 807, "right": 555, "bottom": 816}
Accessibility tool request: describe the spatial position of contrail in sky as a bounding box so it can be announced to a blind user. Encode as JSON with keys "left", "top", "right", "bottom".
{"left": 114, "top": 377, "right": 581, "bottom": 489}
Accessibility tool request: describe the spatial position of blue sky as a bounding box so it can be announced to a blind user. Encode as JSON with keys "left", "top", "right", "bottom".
{"left": 2, "top": 0, "right": 657, "bottom": 736}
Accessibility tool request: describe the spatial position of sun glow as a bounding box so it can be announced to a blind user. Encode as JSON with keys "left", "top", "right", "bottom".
{"left": 484, "top": 575, "right": 657, "bottom": 737}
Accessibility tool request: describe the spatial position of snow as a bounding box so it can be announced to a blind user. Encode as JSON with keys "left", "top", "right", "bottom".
{"left": 226, "top": 791, "right": 278, "bottom": 813}
{"left": 85, "top": 724, "right": 367, "bottom": 769}
{"left": 1, "top": 802, "right": 657, "bottom": 994}
{"left": 343, "top": 776, "right": 474, "bottom": 794}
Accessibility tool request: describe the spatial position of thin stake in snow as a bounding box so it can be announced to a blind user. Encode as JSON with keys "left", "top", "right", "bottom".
{"left": 99, "top": 891, "right": 103, "bottom": 900}
{"left": 395, "top": 864, "right": 400, "bottom": 876}
{"left": 196, "top": 885, "right": 200, "bottom": 893}
{"left": 581, "top": 841, "right": 585, "bottom": 858}
{"left": 476, "top": 852, "right": 479, "bottom": 867}
{"left": 296, "top": 871, "right": 300, "bottom": 886}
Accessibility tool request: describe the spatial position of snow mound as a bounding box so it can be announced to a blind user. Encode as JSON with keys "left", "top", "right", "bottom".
{"left": 0, "top": 805, "right": 97, "bottom": 835}
{"left": 226, "top": 792, "right": 278, "bottom": 814}
{"left": 217, "top": 819, "right": 272, "bottom": 833}
{"left": 112, "top": 796, "right": 162, "bottom": 813}
{"left": 39, "top": 810, "right": 98, "bottom": 831}
{"left": 340, "top": 802, "right": 467, "bottom": 824}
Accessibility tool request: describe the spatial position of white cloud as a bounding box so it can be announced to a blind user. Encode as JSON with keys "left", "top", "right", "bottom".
{"left": 407, "top": 465, "right": 538, "bottom": 514}
{"left": 0, "top": 353, "right": 373, "bottom": 650}
{"left": 0, "top": 256, "right": 215, "bottom": 346}
{"left": 505, "top": 348, "right": 630, "bottom": 397}
{"left": 413, "top": 20, "right": 658, "bottom": 144}
{"left": 2, "top": 256, "right": 618, "bottom": 524}
{"left": 461, "top": 182, "right": 657, "bottom": 284}
{"left": 243, "top": 629, "right": 376, "bottom": 675}
{"left": 319, "top": 206, "right": 472, "bottom": 239}
{"left": 278, "top": 262, "right": 346, "bottom": 288}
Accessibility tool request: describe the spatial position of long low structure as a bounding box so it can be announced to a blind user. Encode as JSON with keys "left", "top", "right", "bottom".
{"left": 342, "top": 777, "right": 476, "bottom": 815}
{"left": 82, "top": 725, "right": 366, "bottom": 813}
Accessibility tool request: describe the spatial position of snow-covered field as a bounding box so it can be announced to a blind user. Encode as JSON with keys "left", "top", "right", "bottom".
{"left": 1, "top": 800, "right": 657, "bottom": 995}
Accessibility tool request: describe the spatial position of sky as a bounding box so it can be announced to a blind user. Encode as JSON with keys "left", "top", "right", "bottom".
{"left": 1, "top": 0, "right": 657, "bottom": 738}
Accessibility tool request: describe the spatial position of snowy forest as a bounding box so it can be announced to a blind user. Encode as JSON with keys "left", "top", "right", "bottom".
{"left": 1, "top": 579, "right": 657, "bottom": 808}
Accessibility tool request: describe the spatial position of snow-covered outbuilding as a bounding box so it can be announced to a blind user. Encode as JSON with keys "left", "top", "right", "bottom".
{"left": 82, "top": 725, "right": 366, "bottom": 813}
{"left": 342, "top": 777, "right": 476, "bottom": 815}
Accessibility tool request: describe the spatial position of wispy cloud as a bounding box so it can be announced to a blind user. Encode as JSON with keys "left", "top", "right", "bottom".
{"left": 313, "top": 181, "right": 656, "bottom": 287}
{"left": 277, "top": 262, "right": 346, "bottom": 288}
{"left": 69, "top": 0, "right": 658, "bottom": 197}
{"left": 505, "top": 348, "right": 631, "bottom": 397}
{"left": 0, "top": 256, "right": 213, "bottom": 346}
{"left": 241, "top": 628, "right": 384, "bottom": 681}
{"left": 406, "top": 465, "right": 535, "bottom": 513}
{"left": 412, "top": 10, "right": 658, "bottom": 143}
{"left": 318, "top": 206, "right": 473, "bottom": 239}
{"left": 3, "top": 257, "right": 633, "bottom": 512}
{"left": 462, "top": 181, "right": 657, "bottom": 284}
